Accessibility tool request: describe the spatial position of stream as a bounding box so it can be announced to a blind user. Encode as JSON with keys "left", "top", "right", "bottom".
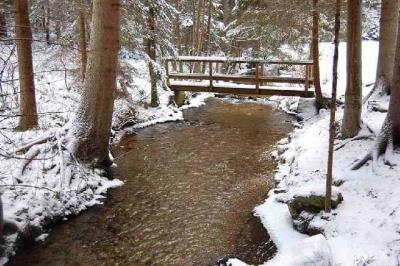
{"left": 11, "top": 98, "right": 293, "bottom": 265}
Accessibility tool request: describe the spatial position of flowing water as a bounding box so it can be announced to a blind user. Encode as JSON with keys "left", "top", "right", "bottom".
{"left": 11, "top": 98, "right": 293, "bottom": 266}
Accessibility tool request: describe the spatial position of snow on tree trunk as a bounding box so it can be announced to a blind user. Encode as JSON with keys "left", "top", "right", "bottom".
{"left": 342, "top": 0, "right": 362, "bottom": 138}
{"left": 14, "top": 0, "right": 38, "bottom": 130}
{"left": 375, "top": 0, "right": 399, "bottom": 94}
{"left": 70, "top": 0, "right": 120, "bottom": 166}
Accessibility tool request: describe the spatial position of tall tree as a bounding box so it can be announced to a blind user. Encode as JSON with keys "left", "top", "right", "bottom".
{"left": 352, "top": 18, "right": 400, "bottom": 170}
{"left": 0, "top": 2, "right": 7, "bottom": 38}
{"left": 173, "top": 0, "right": 185, "bottom": 106}
{"left": 326, "top": 0, "right": 341, "bottom": 213}
{"left": 311, "top": 0, "right": 325, "bottom": 109}
{"left": 146, "top": 4, "right": 159, "bottom": 107}
{"left": 205, "top": 0, "right": 213, "bottom": 55}
{"left": 78, "top": 0, "right": 88, "bottom": 80}
{"left": 14, "top": 0, "right": 38, "bottom": 130}
{"left": 375, "top": 0, "right": 399, "bottom": 94}
{"left": 342, "top": 0, "right": 362, "bottom": 138}
{"left": 70, "top": 0, "right": 121, "bottom": 166}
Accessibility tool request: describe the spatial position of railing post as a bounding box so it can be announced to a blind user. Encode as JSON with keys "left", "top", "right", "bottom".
{"left": 165, "top": 60, "right": 170, "bottom": 87}
{"left": 209, "top": 61, "right": 213, "bottom": 91}
{"left": 260, "top": 63, "right": 264, "bottom": 86}
{"left": 305, "top": 65, "right": 310, "bottom": 94}
{"left": 255, "top": 62, "right": 260, "bottom": 94}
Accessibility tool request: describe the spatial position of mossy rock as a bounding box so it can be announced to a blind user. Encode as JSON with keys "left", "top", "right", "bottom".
{"left": 288, "top": 193, "right": 343, "bottom": 219}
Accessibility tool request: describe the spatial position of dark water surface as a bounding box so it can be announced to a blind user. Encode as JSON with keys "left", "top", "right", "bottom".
{"left": 11, "top": 98, "right": 293, "bottom": 266}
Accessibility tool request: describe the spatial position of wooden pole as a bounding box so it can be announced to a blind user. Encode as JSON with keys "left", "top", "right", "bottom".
{"left": 255, "top": 63, "right": 260, "bottom": 94}
{"left": 326, "top": 0, "right": 341, "bottom": 213}
{"left": 305, "top": 65, "right": 310, "bottom": 94}
{"left": 165, "top": 60, "right": 170, "bottom": 87}
{"left": 209, "top": 61, "right": 213, "bottom": 90}
{"left": 261, "top": 63, "right": 265, "bottom": 86}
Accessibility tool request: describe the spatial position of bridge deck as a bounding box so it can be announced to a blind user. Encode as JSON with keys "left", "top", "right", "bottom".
{"left": 164, "top": 57, "right": 315, "bottom": 98}
{"left": 169, "top": 81, "right": 315, "bottom": 98}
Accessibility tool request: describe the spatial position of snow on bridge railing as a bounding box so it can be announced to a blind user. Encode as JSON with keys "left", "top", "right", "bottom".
{"left": 163, "top": 56, "right": 314, "bottom": 66}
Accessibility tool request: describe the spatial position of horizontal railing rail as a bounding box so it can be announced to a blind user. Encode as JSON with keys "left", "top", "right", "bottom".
{"left": 163, "top": 56, "right": 315, "bottom": 98}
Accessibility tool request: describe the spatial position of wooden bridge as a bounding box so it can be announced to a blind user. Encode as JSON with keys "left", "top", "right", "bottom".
{"left": 164, "top": 57, "right": 315, "bottom": 98}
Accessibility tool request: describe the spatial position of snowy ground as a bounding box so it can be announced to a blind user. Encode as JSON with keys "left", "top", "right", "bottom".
{"left": 225, "top": 41, "right": 397, "bottom": 265}
{"left": 0, "top": 43, "right": 210, "bottom": 263}
{"left": 239, "top": 41, "right": 400, "bottom": 266}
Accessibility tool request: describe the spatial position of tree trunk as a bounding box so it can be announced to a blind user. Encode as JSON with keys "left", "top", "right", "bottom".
{"left": 388, "top": 20, "right": 400, "bottom": 149}
{"left": 192, "top": 1, "right": 197, "bottom": 54}
{"left": 14, "top": 0, "right": 38, "bottom": 130}
{"left": 342, "top": 0, "right": 362, "bottom": 138}
{"left": 326, "top": 0, "right": 341, "bottom": 213}
{"left": 223, "top": 0, "right": 230, "bottom": 27}
{"left": 189, "top": 0, "right": 197, "bottom": 72}
{"left": 173, "top": 3, "right": 185, "bottom": 104}
{"left": 42, "top": 0, "right": 50, "bottom": 45}
{"left": 79, "top": 0, "right": 88, "bottom": 80}
{"left": 0, "top": 196, "right": 3, "bottom": 246}
{"left": 146, "top": 6, "right": 159, "bottom": 107}
{"left": 55, "top": 18, "right": 61, "bottom": 40}
{"left": 196, "top": 0, "right": 205, "bottom": 55}
{"left": 312, "top": 0, "right": 325, "bottom": 109}
{"left": 0, "top": 2, "right": 7, "bottom": 38}
{"left": 70, "top": 0, "right": 120, "bottom": 166}
{"left": 375, "top": 0, "right": 399, "bottom": 94}
{"left": 193, "top": 0, "right": 205, "bottom": 72}
{"left": 45, "top": 0, "right": 50, "bottom": 44}
{"left": 352, "top": 18, "right": 400, "bottom": 170}
{"left": 205, "top": 0, "right": 213, "bottom": 55}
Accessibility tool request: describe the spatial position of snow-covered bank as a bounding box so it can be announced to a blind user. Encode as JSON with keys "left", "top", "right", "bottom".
{"left": 254, "top": 41, "right": 400, "bottom": 265}
{"left": 0, "top": 44, "right": 210, "bottom": 262}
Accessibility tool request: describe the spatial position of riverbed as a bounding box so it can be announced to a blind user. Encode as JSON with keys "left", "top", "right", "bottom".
{"left": 11, "top": 98, "right": 293, "bottom": 265}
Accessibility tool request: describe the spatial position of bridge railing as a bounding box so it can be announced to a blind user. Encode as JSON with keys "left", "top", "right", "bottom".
{"left": 163, "top": 56, "right": 315, "bottom": 97}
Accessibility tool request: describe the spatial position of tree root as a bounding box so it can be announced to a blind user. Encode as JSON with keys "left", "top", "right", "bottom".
{"left": 19, "top": 146, "right": 42, "bottom": 177}
{"left": 351, "top": 116, "right": 395, "bottom": 170}
{"left": 14, "top": 132, "right": 55, "bottom": 154}
{"left": 335, "top": 134, "right": 375, "bottom": 151}
{"left": 362, "top": 76, "right": 390, "bottom": 105}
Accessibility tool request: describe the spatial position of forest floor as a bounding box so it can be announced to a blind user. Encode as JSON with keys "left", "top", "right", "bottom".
{"left": 0, "top": 43, "right": 210, "bottom": 263}
{"left": 228, "top": 41, "right": 400, "bottom": 265}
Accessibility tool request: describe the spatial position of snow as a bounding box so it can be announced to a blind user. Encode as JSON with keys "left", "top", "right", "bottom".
{"left": 319, "top": 41, "right": 379, "bottom": 98}
{"left": 165, "top": 55, "right": 313, "bottom": 64}
{"left": 255, "top": 199, "right": 306, "bottom": 249}
{"left": 252, "top": 40, "right": 400, "bottom": 266}
{"left": 265, "top": 235, "right": 333, "bottom": 266}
